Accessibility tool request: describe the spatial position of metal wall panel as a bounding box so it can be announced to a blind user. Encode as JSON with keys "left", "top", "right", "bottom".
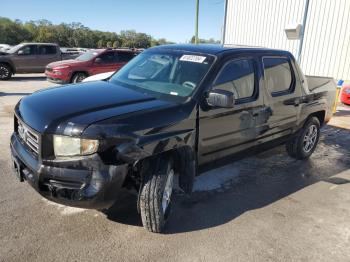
{"left": 224, "top": 0, "right": 350, "bottom": 80}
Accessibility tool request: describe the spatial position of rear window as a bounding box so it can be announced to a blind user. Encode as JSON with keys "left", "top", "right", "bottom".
{"left": 263, "top": 57, "right": 293, "bottom": 95}
{"left": 38, "top": 45, "right": 57, "bottom": 55}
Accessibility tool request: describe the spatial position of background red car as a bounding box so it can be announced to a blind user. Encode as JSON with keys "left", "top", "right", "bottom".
{"left": 45, "top": 48, "right": 138, "bottom": 84}
{"left": 340, "top": 84, "right": 350, "bottom": 105}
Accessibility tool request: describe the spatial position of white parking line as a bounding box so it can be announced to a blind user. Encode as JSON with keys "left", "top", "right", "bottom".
{"left": 41, "top": 198, "right": 86, "bottom": 215}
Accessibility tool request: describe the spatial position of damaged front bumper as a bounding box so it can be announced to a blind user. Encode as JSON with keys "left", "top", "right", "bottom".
{"left": 10, "top": 133, "right": 128, "bottom": 210}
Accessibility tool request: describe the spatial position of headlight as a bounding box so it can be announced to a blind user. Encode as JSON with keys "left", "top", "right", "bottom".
{"left": 53, "top": 65, "right": 70, "bottom": 70}
{"left": 344, "top": 88, "right": 350, "bottom": 94}
{"left": 53, "top": 135, "right": 99, "bottom": 157}
{"left": 52, "top": 70, "right": 63, "bottom": 75}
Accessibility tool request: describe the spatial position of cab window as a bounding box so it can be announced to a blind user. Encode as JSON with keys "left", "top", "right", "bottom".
{"left": 117, "top": 52, "right": 135, "bottom": 62}
{"left": 213, "top": 59, "right": 256, "bottom": 102}
{"left": 38, "top": 45, "right": 57, "bottom": 55}
{"left": 18, "top": 45, "right": 37, "bottom": 55}
{"left": 97, "top": 52, "right": 118, "bottom": 63}
{"left": 263, "top": 57, "right": 293, "bottom": 95}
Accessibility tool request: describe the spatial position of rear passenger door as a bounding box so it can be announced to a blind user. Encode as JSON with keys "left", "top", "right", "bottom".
{"left": 261, "top": 56, "right": 302, "bottom": 140}
{"left": 116, "top": 51, "right": 135, "bottom": 70}
{"left": 199, "top": 56, "right": 268, "bottom": 164}
{"left": 37, "top": 45, "right": 59, "bottom": 71}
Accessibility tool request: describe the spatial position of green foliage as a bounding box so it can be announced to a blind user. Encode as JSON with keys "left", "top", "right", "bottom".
{"left": 112, "top": 41, "right": 119, "bottom": 48}
{"left": 190, "top": 35, "right": 220, "bottom": 44}
{"left": 0, "top": 17, "right": 173, "bottom": 48}
{"left": 97, "top": 40, "right": 104, "bottom": 48}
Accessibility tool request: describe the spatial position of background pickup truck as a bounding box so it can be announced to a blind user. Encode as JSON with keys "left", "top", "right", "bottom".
{"left": 0, "top": 43, "right": 79, "bottom": 80}
{"left": 10, "top": 44, "right": 336, "bottom": 233}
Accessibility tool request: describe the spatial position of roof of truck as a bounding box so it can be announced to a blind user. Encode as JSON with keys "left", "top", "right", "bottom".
{"left": 151, "top": 44, "right": 291, "bottom": 56}
{"left": 20, "top": 43, "right": 58, "bottom": 46}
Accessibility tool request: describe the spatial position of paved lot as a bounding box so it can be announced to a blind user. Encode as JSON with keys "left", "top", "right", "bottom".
{"left": 1, "top": 74, "right": 350, "bottom": 262}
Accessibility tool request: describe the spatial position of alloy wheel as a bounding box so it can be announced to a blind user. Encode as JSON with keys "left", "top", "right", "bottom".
{"left": 162, "top": 169, "right": 174, "bottom": 214}
{"left": 0, "top": 66, "right": 9, "bottom": 79}
{"left": 303, "top": 124, "right": 318, "bottom": 153}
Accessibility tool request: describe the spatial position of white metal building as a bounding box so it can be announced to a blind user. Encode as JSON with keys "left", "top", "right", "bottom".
{"left": 223, "top": 0, "right": 350, "bottom": 80}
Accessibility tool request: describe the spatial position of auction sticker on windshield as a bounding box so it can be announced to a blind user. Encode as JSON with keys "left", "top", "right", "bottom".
{"left": 180, "top": 55, "right": 206, "bottom": 63}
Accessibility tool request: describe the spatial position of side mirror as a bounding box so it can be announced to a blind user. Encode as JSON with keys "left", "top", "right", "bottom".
{"left": 206, "top": 89, "right": 235, "bottom": 108}
{"left": 94, "top": 57, "right": 102, "bottom": 63}
{"left": 17, "top": 50, "right": 24, "bottom": 55}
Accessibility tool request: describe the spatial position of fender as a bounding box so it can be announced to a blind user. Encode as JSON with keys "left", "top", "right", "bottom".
{"left": 116, "top": 128, "right": 196, "bottom": 164}
{"left": 0, "top": 56, "right": 16, "bottom": 73}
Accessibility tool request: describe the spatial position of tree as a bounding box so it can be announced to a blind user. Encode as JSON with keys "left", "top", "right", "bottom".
{"left": 97, "top": 39, "right": 104, "bottom": 48}
{"left": 190, "top": 36, "right": 196, "bottom": 44}
{"left": 190, "top": 35, "right": 220, "bottom": 44}
{"left": 0, "top": 17, "right": 31, "bottom": 45}
{"left": 0, "top": 16, "right": 173, "bottom": 49}
{"left": 112, "top": 40, "right": 119, "bottom": 48}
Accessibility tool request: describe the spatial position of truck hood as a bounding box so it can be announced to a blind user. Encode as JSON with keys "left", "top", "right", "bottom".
{"left": 16, "top": 81, "right": 175, "bottom": 134}
{"left": 47, "top": 59, "right": 84, "bottom": 68}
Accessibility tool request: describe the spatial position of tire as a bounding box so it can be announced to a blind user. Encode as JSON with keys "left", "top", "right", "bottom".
{"left": 139, "top": 155, "right": 174, "bottom": 233}
{"left": 0, "top": 63, "right": 12, "bottom": 80}
{"left": 286, "top": 117, "right": 321, "bottom": 160}
{"left": 71, "top": 72, "right": 87, "bottom": 83}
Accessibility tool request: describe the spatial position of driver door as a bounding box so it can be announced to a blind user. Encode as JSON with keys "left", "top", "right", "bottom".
{"left": 91, "top": 51, "right": 119, "bottom": 75}
{"left": 198, "top": 56, "right": 266, "bottom": 165}
{"left": 11, "top": 45, "right": 38, "bottom": 73}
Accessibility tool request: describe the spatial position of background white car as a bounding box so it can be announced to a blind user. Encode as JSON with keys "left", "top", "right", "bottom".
{"left": 0, "top": 44, "right": 12, "bottom": 52}
{"left": 82, "top": 71, "right": 115, "bottom": 82}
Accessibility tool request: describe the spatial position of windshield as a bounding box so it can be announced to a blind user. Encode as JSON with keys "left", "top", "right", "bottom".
{"left": 75, "top": 50, "right": 100, "bottom": 61}
{"left": 6, "top": 44, "right": 24, "bottom": 54}
{"left": 109, "top": 50, "right": 215, "bottom": 98}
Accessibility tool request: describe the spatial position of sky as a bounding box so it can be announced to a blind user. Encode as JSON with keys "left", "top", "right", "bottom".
{"left": 1, "top": 0, "right": 226, "bottom": 43}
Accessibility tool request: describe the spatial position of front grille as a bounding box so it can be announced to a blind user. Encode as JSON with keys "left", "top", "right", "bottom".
{"left": 16, "top": 117, "right": 40, "bottom": 155}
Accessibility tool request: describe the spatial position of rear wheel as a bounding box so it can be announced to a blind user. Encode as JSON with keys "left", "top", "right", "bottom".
{"left": 0, "top": 63, "right": 12, "bottom": 80}
{"left": 286, "top": 117, "right": 320, "bottom": 159}
{"left": 139, "top": 156, "right": 174, "bottom": 233}
{"left": 71, "top": 72, "right": 87, "bottom": 83}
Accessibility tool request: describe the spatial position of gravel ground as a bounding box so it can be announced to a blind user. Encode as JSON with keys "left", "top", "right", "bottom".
{"left": 1, "top": 74, "right": 350, "bottom": 262}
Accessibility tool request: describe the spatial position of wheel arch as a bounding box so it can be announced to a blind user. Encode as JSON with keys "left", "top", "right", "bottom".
{"left": 135, "top": 145, "right": 196, "bottom": 192}
{"left": 0, "top": 61, "right": 15, "bottom": 74}
{"left": 307, "top": 110, "right": 325, "bottom": 126}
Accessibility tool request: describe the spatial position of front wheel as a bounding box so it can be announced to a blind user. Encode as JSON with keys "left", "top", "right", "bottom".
{"left": 0, "top": 63, "right": 12, "bottom": 80}
{"left": 139, "top": 156, "right": 174, "bottom": 233}
{"left": 71, "top": 72, "right": 87, "bottom": 83}
{"left": 286, "top": 117, "right": 321, "bottom": 159}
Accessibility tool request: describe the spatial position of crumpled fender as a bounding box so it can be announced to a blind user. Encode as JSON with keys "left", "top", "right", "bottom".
{"left": 84, "top": 123, "right": 196, "bottom": 164}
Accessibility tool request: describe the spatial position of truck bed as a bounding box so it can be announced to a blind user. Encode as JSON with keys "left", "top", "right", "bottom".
{"left": 306, "top": 75, "right": 337, "bottom": 122}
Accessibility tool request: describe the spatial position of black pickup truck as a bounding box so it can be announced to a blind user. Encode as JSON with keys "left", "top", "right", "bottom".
{"left": 10, "top": 44, "right": 336, "bottom": 233}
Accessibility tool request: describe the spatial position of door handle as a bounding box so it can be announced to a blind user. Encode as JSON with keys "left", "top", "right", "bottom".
{"left": 294, "top": 98, "right": 301, "bottom": 107}
{"left": 251, "top": 107, "right": 272, "bottom": 117}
